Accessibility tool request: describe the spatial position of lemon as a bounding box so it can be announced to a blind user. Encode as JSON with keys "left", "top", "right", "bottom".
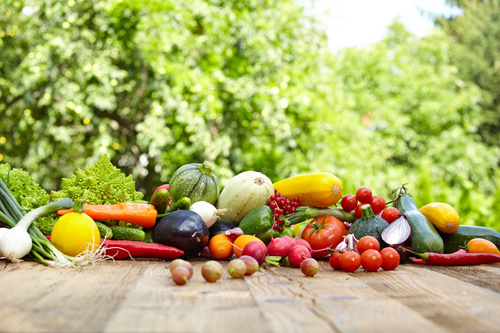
{"left": 51, "top": 212, "right": 101, "bottom": 257}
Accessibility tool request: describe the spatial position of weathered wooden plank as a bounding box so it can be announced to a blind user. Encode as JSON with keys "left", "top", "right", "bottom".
{"left": 361, "top": 264, "right": 500, "bottom": 333}
{"left": 413, "top": 263, "right": 500, "bottom": 293}
{"left": 262, "top": 262, "right": 446, "bottom": 333}
{"left": 0, "top": 259, "right": 146, "bottom": 333}
{"left": 1, "top": 259, "right": 500, "bottom": 333}
{"left": 103, "top": 259, "right": 268, "bottom": 333}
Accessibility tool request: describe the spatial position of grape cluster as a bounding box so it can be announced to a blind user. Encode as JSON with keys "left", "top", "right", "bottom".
{"left": 268, "top": 189, "right": 301, "bottom": 232}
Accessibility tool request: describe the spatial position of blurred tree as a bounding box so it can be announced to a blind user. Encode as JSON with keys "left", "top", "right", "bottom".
{"left": 438, "top": 0, "right": 500, "bottom": 147}
{"left": 0, "top": 0, "right": 331, "bottom": 194}
{"left": 325, "top": 22, "right": 499, "bottom": 227}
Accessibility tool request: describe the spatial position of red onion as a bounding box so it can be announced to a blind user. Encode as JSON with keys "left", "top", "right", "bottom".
{"left": 381, "top": 215, "right": 411, "bottom": 246}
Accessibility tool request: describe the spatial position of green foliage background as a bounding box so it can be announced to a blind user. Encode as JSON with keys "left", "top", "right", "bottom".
{"left": 1, "top": 0, "right": 499, "bottom": 230}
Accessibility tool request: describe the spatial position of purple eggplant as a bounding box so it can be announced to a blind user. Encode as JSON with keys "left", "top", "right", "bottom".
{"left": 153, "top": 210, "right": 209, "bottom": 258}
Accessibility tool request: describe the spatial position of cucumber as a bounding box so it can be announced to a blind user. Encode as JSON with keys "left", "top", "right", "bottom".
{"left": 110, "top": 226, "right": 145, "bottom": 241}
{"left": 95, "top": 222, "right": 113, "bottom": 239}
{"left": 396, "top": 193, "right": 444, "bottom": 253}
{"left": 440, "top": 225, "right": 500, "bottom": 253}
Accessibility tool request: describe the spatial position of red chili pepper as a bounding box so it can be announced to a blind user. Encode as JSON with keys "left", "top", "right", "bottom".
{"left": 100, "top": 239, "right": 184, "bottom": 260}
{"left": 409, "top": 249, "right": 500, "bottom": 266}
{"left": 46, "top": 236, "right": 184, "bottom": 260}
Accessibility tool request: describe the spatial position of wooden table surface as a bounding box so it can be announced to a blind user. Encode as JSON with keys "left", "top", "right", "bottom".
{"left": 1, "top": 258, "right": 500, "bottom": 333}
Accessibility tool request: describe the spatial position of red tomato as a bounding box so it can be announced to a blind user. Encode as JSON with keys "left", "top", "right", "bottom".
{"left": 370, "top": 195, "right": 386, "bottom": 215}
{"left": 381, "top": 207, "right": 400, "bottom": 223}
{"left": 355, "top": 203, "right": 368, "bottom": 219}
{"left": 380, "top": 247, "right": 400, "bottom": 271}
{"left": 302, "top": 216, "right": 347, "bottom": 260}
{"left": 356, "top": 187, "right": 372, "bottom": 204}
{"left": 329, "top": 252, "right": 342, "bottom": 270}
{"left": 339, "top": 251, "right": 361, "bottom": 272}
{"left": 357, "top": 236, "right": 380, "bottom": 254}
{"left": 360, "top": 249, "right": 383, "bottom": 272}
{"left": 341, "top": 194, "right": 358, "bottom": 211}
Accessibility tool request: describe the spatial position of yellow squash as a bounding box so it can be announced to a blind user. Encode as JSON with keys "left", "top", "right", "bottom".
{"left": 51, "top": 200, "right": 101, "bottom": 256}
{"left": 419, "top": 202, "right": 460, "bottom": 234}
{"left": 273, "top": 172, "right": 343, "bottom": 208}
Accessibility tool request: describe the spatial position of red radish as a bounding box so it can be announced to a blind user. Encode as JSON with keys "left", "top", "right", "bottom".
{"left": 268, "top": 237, "right": 291, "bottom": 258}
{"left": 242, "top": 240, "right": 269, "bottom": 264}
{"left": 239, "top": 255, "right": 260, "bottom": 276}
{"left": 282, "top": 236, "right": 297, "bottom": 248}
{"left": 295, "top": 239, "right": 313, "bottom": 254}
{"left": 288, "top": 245, "right": 312, "bottom": 267}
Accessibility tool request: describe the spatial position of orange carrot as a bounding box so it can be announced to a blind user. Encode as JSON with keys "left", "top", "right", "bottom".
{"left": 57, "top": 203, "right": 157, "bottom": 228}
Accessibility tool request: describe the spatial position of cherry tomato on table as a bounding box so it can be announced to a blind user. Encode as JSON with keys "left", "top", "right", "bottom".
{"left": 356, "top": 187, "right": 373, "bottom": 204}
{"left": 329, "top": 251, "right": 342, "bottom": 270}
{"left": 339, "top": 251, "right": 361, "bottom": 272}
{"left": 380, "top": 247, "right": 400, "bottom": 271}
{"left": 370, "top": 195, "right": 386, "bottom": 215}
{"left": 302, "top": 216, "right": 347, "bottom": 259}
{"left": 381, "top": 207, "right": 400, "bottom": 223}
{"left": 361, "top": 249, "right": 383, "bottom": 272}
{"left": 341, "top": 194, "right": 358, "bottom": 211}
{"left": 355, "top": 203, "right": 368, "bottom": 219}
{"left": 357, "top": 236, "right": 380, "bottom": 254}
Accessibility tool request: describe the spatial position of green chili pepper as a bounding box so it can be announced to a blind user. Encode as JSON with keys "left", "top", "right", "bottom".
{"left": 239, "top": 205, "right": 294, "bottom": 244}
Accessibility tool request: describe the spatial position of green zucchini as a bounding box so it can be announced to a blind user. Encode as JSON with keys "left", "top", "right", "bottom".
{"left": 348, "top": 204, "right": 388, "bottom": 247}
{"left": 110, "top": 226, "right": 145, "bottom": 241}
{"left": 169, "top": 161, "right": 219, "bottom": 205}
{"left": 440, "top": 225, "right": 500, "bottom": 253}
{"left": 396, "top": 192, "right": 444, "bottom": 253}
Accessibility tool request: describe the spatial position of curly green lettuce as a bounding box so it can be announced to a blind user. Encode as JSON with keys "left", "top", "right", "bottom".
{"left": 50, "top": 155, "right": 145, "bottom": 205}
{"left": 0, "top": 163, "right": 54, "bottom": 231}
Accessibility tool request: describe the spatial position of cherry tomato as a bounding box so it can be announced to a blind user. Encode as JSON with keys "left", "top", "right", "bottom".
{"left": 302, "top": 216, "right": 347, "bottom": 259}
{"left": 370, "top": 195, "right": 386, "bottom": 215}
{"left": 380, "top": 247, "right": 400, "bottom": 271}
{"left": 329, "top": 252, "right": 342, "bottom": 270}
{"left": 355, "top": 203, "right": 368, "bottom": 219}
{"left": 339, "top": 251, "right": 361, "bottom": 272}
{"left": 357, "top": 236, "right": 380, "bottom": 254}
{"left": 341, "top": 194, "right": 358, "bottom": 211}
{"left": 360, "top": 249, "right": 383, "bottom": 272}
{"left": 381, "top": 207, "right": 400, "bottom": 223}
{"left": 356, "top": 187, "right": 372, "bottom": 204}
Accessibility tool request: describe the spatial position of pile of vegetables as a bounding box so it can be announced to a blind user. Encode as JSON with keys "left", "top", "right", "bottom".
{"left": 1, "top": 156, "right": 500, "bottom": 276}
{"left": 0, "top": 171, "right": 89, "bottom": 266}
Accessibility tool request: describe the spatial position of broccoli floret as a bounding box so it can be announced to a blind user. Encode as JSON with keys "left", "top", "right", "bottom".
{"left": 0, "top": 163, "right": 55, "bottom": 229}
{"left": 50, "top": 155, "right": 145, "bottom": 205}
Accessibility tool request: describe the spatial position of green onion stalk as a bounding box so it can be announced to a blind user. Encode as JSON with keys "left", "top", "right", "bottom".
{"left": 0, "top": 177, "right": 78, "bottom": 266}
{"left": 285, "top": 206, "right": 357, "bottom": 225}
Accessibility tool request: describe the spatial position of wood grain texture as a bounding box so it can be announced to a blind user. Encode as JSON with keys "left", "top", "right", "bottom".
{"left": 1, "top": 259, "right": 499, "bottom": 333}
